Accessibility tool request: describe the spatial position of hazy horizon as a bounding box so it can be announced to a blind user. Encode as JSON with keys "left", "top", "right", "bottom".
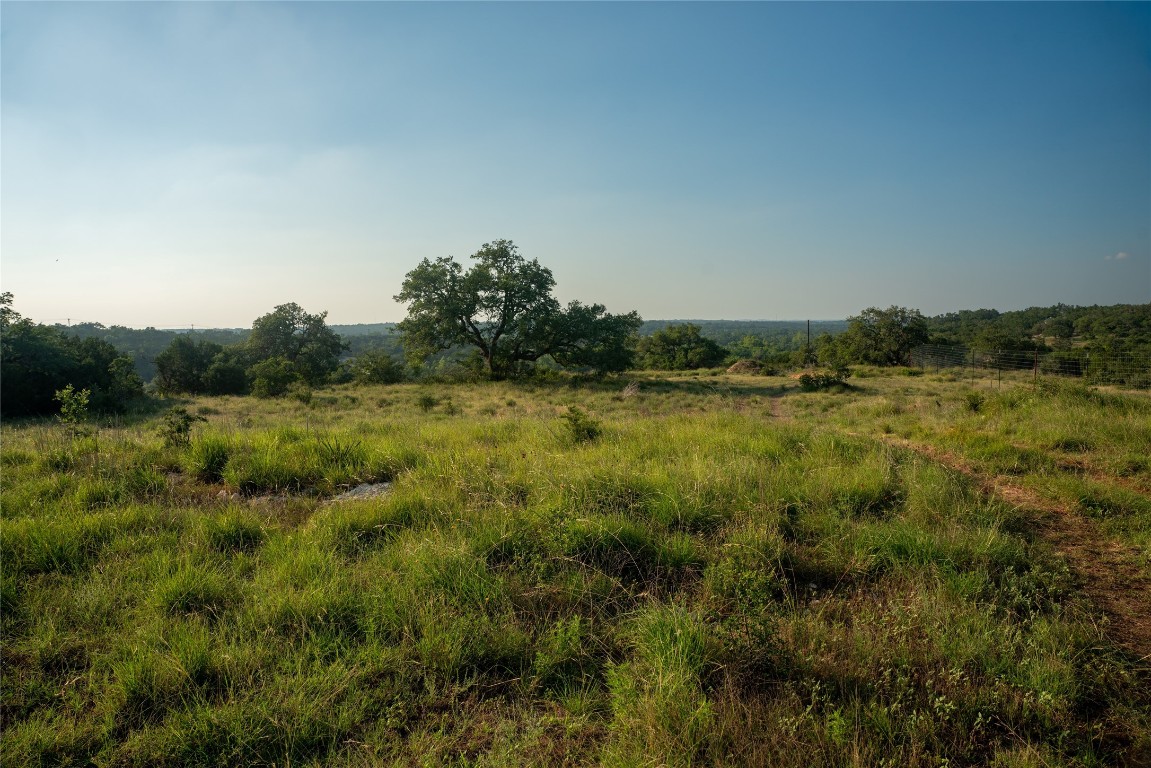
{"left": 3, "top": 2, "right": 1148, "bottom": 327}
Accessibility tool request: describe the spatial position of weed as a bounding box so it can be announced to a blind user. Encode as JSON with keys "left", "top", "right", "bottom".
{"left": 563, "top": 406, "right": 602, "bottom": 443}
{"left": 53, "top": 385, "right": 94, "bottom": 442}
{"left": 964, "top": 391, "right": 986, "bottom": 412}
{"left": 158, "top": 407, "right": 208, "bottom": 449}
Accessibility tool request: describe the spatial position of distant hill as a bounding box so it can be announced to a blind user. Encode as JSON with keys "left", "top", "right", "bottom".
{"left": 924, "top": 303, "right": 1151, "bottom": 353}
{"left": 640, "top": 319, "right": 848, "bottom": 344}
{"left": 329, "top": 323, "right": 399, "bottom": 336}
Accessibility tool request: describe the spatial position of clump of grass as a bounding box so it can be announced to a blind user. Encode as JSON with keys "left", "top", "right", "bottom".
{"left": 309, "top": 500, "right": 419, "bottom": 556}
{"left": 154, "top": 564, "right": 239, "bottom": 619}
{"left": 221, "top": 442, "right": 301, "bottom": 496}
{"left": 704, "top": 526, "right": 786, "bottom": 610}
{"left": 604, "top": 605, "right": 714, "bottom": 766}
{"left": 1, "top": 514, "right": 114, "bottom": 576}
{"left": 115, "top": 463, "right": 168, "bottom": 502}
{"left": 186, "top": 434, "right": 233, "bottom": 484}
{"left": 201, "top": 510, "right": 266, "bottom": 554}
{"left": 530, "top": 615, "right": 598, "bottom": 694}
{"left": 316, "top": 435, "right": 366, "bottom": 480}
{"left": 556, "top": 515, "right": 691, "bottom": 584}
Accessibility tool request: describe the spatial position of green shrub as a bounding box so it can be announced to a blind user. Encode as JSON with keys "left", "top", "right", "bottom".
{"left": 563, "top": 406, "right": 602, "bottom": 443}
{"left": 158, "top": 407, "right": 207, "bottom": 449}
{"left": 54, "top": 384, "right": 92, "bottom": 437}
{"left": 350, "top": 349, "right": 407, "bottom": 384}
{"left": 798, "top": 369, "right": 849, "bottom": 392}
{"left": 287, "top": 382, "right": 313, "bottom": 405}
{"left": 248, "top": 356, "right": 299, "bottom": 398}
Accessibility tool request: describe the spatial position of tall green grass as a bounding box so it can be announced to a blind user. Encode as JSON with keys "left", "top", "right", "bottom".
{"left": 2, "top": 376, "right": 1148, "bottom": 766}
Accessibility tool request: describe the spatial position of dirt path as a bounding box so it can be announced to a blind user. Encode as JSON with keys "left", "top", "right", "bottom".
{"left": 768, "top": 394, "right": 787, "bottom": 421}
{"left": 883, "top": 436, "right": 1151, "bottom": 663}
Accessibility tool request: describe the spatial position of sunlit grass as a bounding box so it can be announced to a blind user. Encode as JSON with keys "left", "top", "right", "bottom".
{"left": 2, "top": 372, "right": 1149, "bottom": 765}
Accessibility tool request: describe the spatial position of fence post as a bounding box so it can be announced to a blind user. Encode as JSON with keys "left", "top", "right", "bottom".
{"left": 971, "top": 348, "right": 976, "bottom": 385}
{"left": 1033, "top": 350, "right": 1038, "bottom": 384}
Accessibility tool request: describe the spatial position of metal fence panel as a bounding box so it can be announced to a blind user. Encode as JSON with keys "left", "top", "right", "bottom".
{"left": 908, "top": 344, "right": 1150, "bottom": 389}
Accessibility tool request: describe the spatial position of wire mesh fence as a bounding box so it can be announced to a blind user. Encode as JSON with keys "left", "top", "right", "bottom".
{"left": 909, "top": 344, "right": 1151, "bottom": 390}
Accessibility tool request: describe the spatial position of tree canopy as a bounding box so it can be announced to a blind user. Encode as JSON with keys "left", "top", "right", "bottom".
{"left": 394, "top": 240, "right": 642, "bottom": 378}
{"left": 635, "top": 323, "right": 727, "bottom": 370}
{"left": 0, "top": 293, "right": 144, "bottom": 416}
{"left": 247, "top": 303, "right": 346, "bottom": 385}
{"left": 835, "top": 306, "right": 930, "bottom": 366}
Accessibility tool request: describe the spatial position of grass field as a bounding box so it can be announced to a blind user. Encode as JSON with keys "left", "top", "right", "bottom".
{"left": 3, "top": 371, "right": 1150, "bottom": 766}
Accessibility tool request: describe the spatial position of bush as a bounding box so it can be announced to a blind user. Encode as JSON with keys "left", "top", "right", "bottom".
{"left": 202, "top": 356, "right": 249, "bottom": 395}
{"left": 54, "top": 384, "right": 91, "bottom": 436}
{"left": 350, "top": 349, "right": 407, "bottom": 384}
{"left": 636, "top": 323, "right": 727, "bottom": 370}
{"left": 798, "top": 369, "right": 849, "bottom": 392}
{"left": 563, "top": 406, "right": 602, "bottom": 443}
{"left": 158, "top": 407, "right": 207, "bottom": 449}
{"left": 248, "top": 356, "right": 299, "bottom": 398}
{"left": 287, "top": 382, "right": 313, "bottom": 405}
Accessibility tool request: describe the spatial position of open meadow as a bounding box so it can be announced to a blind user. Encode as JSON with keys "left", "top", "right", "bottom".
{"left": 3, "top": 371, "right": 1150, "bottom": 767}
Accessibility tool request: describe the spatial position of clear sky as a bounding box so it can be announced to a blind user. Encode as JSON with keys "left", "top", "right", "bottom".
{"left": 2, "top": 1, "right": 1149, "bottom": 328}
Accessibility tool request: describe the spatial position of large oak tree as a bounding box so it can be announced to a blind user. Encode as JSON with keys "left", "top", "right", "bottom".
{"left": 394, "top": 240, "right": 641, "bottom": 378}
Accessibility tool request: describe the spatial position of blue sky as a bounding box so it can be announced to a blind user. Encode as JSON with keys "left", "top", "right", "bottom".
{"left": 2, "top": 1, "right": 1148, "bottom": 328}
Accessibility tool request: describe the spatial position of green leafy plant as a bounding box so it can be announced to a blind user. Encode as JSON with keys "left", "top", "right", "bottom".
{"left": 157, "top": 407, "right": 207, "bottom": 449}
{"left": 798, "top": 369, "right": 849, "bottom": 392}
{"left": 248, "top": 356, "right": 299, "bottom": 398}
{"left": 563, "top": 406, "right": 602, "bottom": 443}
{"left": 54, "top": 384, "right": 92, "bottom": 438}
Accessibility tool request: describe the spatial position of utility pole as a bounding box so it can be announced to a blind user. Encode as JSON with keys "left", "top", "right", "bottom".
{"left": 806, "top": 319, "right": 812, "bottom": 367}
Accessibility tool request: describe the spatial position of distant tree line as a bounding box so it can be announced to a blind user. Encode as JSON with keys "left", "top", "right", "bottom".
{"left": 152, "top": 303, "right": 348, "bottom": 398}
{"left": 54, "top": 323, "right": 248, "bottom": 382}
{"left": 5, "top": 246, "right": 1147, "bottom": 417}
{"left": 1, "top": 293, "right": 144, "bottom": 417}
{"left": 924, "top": 303, "right": 1151, "bottom": 356}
